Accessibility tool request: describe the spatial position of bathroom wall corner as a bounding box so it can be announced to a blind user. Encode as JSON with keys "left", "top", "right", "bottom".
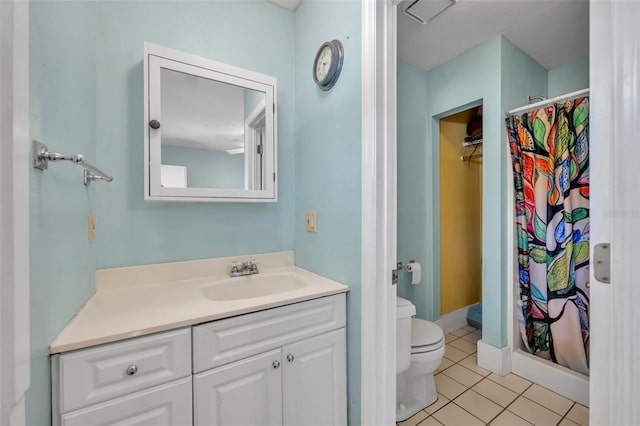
{"left": 547, "top": 56, "right": 590, "bottom": 97}
{"left": 422, "top": 37, "right": 502, "bottom": 334}
{"left": 477, "top": 340, "right": 512, "bottom": 376}
{"left": 499, "top": 36, "right": 547, "bottom": 349}
{"left": 397, "top": 59, "right": 429, "bottom": 314}
{"left": 292, "top": 1, "right": 362, "bottom": 424}
{"left": 28, "top": 2, "right": 98, "bottom": 425}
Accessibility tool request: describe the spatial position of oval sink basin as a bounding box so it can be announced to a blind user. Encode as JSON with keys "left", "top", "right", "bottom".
{"left": 202, "top": 273, "right": 308, "bottom": 301}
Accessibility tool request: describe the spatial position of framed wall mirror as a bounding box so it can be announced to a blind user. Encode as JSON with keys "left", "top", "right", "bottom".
{"left": 144, "top": 43, "right": 277, "bottom": 202}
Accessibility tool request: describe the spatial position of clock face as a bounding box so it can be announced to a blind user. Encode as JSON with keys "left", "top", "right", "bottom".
{"left": 313, "top": 40, "right": 343, "bottom": 91}
{"left": 315, "top": 45, "right": 333, "bottom": 83}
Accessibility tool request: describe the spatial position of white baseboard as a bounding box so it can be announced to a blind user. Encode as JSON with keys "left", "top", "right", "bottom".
{"left": 477, "top": 340, "right": 512, "bottom": 375}
{"left": 512, "top": 349, "right": 589, "bottom": 406}
{"left": 476, "top": 344, "right": 589, "bottom": 406}
{"left": 436, "top": 304, "right": 475, "bottom": 334}
{"left": 434, "top": 318, "right": 444, "bottom": 330}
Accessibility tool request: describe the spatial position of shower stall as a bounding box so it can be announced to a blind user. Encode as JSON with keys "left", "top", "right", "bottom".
{"left": 505, "top": 89, "right": 590, "bottom": 406}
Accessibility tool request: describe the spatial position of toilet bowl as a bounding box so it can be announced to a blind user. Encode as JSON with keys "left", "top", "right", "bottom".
{"left": 396, "top": 304, "right": 445, "bottom": 422}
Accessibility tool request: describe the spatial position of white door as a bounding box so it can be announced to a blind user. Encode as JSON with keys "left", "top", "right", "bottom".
{"left": 60, "top": 378, "right": 192, "bottom": 426}
{"left": 193, "top": 349, "right": 283, "bottom": 426}
{"left": 589, "top": 1, "right": 640, "bottom": 425}
{"left": 282, "top": 329, "right": 347, "bottom": 426}
{"left": 361, "top": 0, "right": 398, "bottom": 424}
{"left": 0, "top": 1, "right": 30, "bottom": 425}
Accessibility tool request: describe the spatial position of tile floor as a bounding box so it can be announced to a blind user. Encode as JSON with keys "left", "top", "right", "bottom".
{"left": 397, "top": 326, "right": 589, "bottom": 426}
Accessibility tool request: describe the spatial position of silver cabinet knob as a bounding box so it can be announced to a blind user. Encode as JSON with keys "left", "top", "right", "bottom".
{"left": 286, "top": 354, "right": 295, "bottom": 362}
{"left": 272, "top": 360, "right": 281, "bottom": 369}
{"left": 126, "top": 365, "right": 138, "bottom": 376}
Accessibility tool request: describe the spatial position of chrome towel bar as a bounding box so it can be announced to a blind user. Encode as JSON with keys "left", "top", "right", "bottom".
{"left": 32, "top": 141, "right": 113, "bottom": 186}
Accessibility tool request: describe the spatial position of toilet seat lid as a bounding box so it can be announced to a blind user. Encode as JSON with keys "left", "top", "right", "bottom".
{"left": 411, "top": 318, "right": 444, "bottom": 348}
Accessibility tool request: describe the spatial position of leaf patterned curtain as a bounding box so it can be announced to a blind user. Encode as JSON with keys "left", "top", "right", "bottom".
{"left": 506, "top": 97, "right": 590, "bottom": 375}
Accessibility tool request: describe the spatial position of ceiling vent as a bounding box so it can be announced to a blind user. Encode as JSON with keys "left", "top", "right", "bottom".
{"left": 404, "top": 0, "right": 456, "bottom": 25}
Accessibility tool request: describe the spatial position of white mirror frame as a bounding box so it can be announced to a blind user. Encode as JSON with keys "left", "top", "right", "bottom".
{"left": 143, "top": 42, "right": 277, "bottom": 202}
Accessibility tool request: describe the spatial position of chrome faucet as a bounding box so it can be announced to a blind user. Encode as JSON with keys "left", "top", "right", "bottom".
{"left": 229, "top": 259, "right": 259, "bottom": 277}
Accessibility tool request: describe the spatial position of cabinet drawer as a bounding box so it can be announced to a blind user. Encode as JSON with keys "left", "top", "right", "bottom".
{"left": 60, "top": 376, "right": 192, "bottom": 426}
{"left": 193, "top": 294, "right": 345, "bottom": 373}
{"left": 54, "top": 328, "right": 191, "bottom": 413}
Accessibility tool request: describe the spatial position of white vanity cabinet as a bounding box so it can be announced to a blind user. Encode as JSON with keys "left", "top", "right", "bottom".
{"left": 51, "top": 328, "right": 193, "bottom": 426}
{"left": 193, "top": 329, "right": 346, "bottom": 426}
{"left": 282, "top": 329, "right": 346, "bottom": 426}
{"left": 51, "top": 294, "right": 346, "bottom": 426}
{"left": 194, "top": 349, "right": 284, "bottom": 425}
{"left": 192, "top": 294, "right": 347, "bottom": 426}
{"left": 58, "top": 377, "right": 193, "bottom": 426}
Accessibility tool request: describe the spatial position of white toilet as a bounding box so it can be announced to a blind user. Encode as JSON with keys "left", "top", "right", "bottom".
{"left": 396, "top": 297, "right": 445, "bottom": 422}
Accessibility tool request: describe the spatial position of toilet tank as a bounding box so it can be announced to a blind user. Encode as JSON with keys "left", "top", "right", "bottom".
{"left": 396, "top": 297, "right": 416, "bottom": 373}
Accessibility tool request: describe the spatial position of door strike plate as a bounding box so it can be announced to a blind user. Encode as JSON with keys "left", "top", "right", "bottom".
{"left": 392, "top": 261, "right": 403, "bottom": 285}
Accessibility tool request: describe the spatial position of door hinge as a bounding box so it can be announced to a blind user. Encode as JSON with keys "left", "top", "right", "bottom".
{"left": 257, "top": 144, "right": 263, "bottom": 155}
{"left": 593, "top": 243, "right": 611, "bottom": 284}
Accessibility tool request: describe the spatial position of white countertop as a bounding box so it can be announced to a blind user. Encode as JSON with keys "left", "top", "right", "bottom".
{"left": 50, "top": 251, "right": 348, "bottom": 354}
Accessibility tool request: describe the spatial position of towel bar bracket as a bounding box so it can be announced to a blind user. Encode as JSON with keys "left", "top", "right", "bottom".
{"left": 32, "top": 140, "right": 113, "bottom": 186}
{"left": 32, "top": 141, "right": 51, "bottom": 171}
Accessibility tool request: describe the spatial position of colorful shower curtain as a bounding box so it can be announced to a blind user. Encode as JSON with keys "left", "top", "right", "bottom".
{"left": 506, "top": 97, "right": 590, "bottom": 375}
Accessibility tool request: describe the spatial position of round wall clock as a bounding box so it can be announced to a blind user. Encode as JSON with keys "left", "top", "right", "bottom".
{"left": 313, "top": 39, "right": 344, "bottom": 91}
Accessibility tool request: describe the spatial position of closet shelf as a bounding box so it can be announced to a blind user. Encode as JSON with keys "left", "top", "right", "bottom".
{"left": 461, "top": 153, "right": 483, "bottom": 161}
{"left": 462, "top": 138, "right": 483, "bottom": 147}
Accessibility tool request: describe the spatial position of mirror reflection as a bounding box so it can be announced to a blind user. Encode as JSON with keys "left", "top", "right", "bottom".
{"left": 159, "top": 68, "right": 266, "bottom": 190}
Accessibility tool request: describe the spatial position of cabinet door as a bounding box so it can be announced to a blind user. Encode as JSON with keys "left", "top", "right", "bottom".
{"left": 282, "top": 328, "right": 347, "bottom": 426}
{"left": 194, "top": 349, "right": 283, "bottom": 426}
{"left": 60, "top": 377, "right": 192, "bottom": 426}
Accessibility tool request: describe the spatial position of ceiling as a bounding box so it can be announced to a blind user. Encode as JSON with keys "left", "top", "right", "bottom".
{"left": 398, "top": 0, "right": 589, "bottom": 72}
{"left": 161, "top": 68, "right": 251, "bottom": 152}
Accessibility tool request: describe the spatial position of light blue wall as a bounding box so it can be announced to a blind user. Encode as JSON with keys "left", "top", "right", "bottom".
{"left": 30, "top": 2, "right": 365, "bottom": 425}
{"left": 94, "top": 1, "right": 295, "bottom": 267}
{"left": 547, "top": 56, "right": 589, "bottom": 97}
{"left": 292, "top": 1, "right": 362, "bottom": 423}
{"left": 397, "top": 60, "right": 429, "bottom": 306}
{"left": 29, "top": 2, "right": 295, "bottom": 425}
{"left": 500, "top": 37, "right": 548, "bottom": 346}
{"left": 162, "top": 145, "right": 245, "bottom": 188}
{"left": 501, "top": 37, "right": 548, "bottom": 113}
{"left": 28, "top": 3, "right": 98, "bottom": 425}
{"left": 397, "top": 36, "right": 550, "bottom": 349}
{"left": 424, "top": 38, "right": 503, "bottom": 348}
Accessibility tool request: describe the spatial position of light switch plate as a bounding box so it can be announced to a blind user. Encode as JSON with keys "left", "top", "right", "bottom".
{"left": 306, "top": 211, "right": 317, "bottom": 233}
{"left": 88, "top": 211, "right": 96, "bottom": 242}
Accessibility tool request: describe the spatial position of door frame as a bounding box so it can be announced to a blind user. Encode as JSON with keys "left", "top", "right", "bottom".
{"left": 589, "top": 0, "right": 640, "bottom": 424}
{"left": 361, "top": 0, "right": 398, "bottom": 424}
{"left": 0, "top": 0, "right": 30, "bottom": 424}
{"left": 366, "top": 0, "right": 640, "bottom": 424}
{"left": 431, "top": 101, "right": 483, "bottom": 325}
